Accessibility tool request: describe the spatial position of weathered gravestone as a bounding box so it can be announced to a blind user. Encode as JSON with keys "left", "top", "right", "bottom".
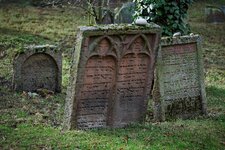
{"left": 154, "top": 35, "right": 207, "bottom": 120}
{"left": 109, "top": 0, "right": 130, "bottom": 8}
{"left": 100, "top": 9, "right": 114, "bottom": 24}
{"left": 13, "top": 45, "right": 62, "bottom": 92}
{"left": 221, "top": 6, "right": 225, "bottom": 14}
{"left": 115, "top": 2, "right": 135, "bottom": 24}
{"left": 64, "top": 24, "right": 161, "bottom": 130}
{"left": 205, "top": 5, "right": 225, "bottom": 23}
{"left": 0, "top": 45, "right": 6, "bottom": 59}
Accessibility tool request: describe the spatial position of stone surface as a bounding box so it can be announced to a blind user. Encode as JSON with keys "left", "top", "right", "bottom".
{"left": 101, "top": 9, "right": 114, "bottom": 24}
{"left": 154, "top": 35, "right": 207, "bottom": 120}
{"left": 109, "top": 0, "right": 130, "bottom": 8}
{"left": 0, "top": 45, "right": 6, "bottom": 59}
{"left": 115, "top": 2, "right": 135, "bottom": 24}
{"left": 13, "top": 45, "right": 62, "bottom": 92}
{"left": 205, "top": 5, "right": 225, "bottom": 23}
{"left": 64, "top": 24, "right": 161, "bottom": 130}
{"left": 221, "top": 6, "right": 225, "bottom": 14}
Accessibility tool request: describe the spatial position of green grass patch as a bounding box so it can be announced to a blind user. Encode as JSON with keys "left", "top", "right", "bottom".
{"left": 0, "top": 119, "right": 225, "bottom": 149}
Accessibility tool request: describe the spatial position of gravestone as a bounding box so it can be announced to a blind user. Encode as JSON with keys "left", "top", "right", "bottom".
{"left": 115, "top": 2, "right": 135, "bottom": 24}
{"left": 64, "top": 24, "right": 161, "bottom": 130}
{"left": 154, "top": 35, "right": 207, "bottom": 120}
{"left": 109, "top": 0, "right": 130, "bottom": 8}
{"left": 101, "top": 9, "right": 114, "bottom": 24}
{"left": 221, "top": 6, "right": 225, "bottom": 14}
{"left": 205, "top": 5, "right": 225, "bottom": 23}
{"left": 13, "top": 45, "right": 62, "bottom": 92}
{"left": 0, "top": 45, "right": 6, "bottom": 59}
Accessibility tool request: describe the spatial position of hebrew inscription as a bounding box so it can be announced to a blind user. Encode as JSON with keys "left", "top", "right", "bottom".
{"left": 77, "top": 56, "right": 116, "bottom": 129}
{"left": 162, "top": 44, "right": 200, "bottom": 101}
{"left": 21, "top": 53, "right": 58, "bottom": 92}
{"left": 114, "top": 53, "right": 149, "bottom": 125}
{"left": 64, "top": 24, "right": 161, "bottom": 130}
{"left": 112, "top": 36, "right": 151, "bottom": 126}
{"left": 157, "top": 36, "right": 207, "bottom": 119}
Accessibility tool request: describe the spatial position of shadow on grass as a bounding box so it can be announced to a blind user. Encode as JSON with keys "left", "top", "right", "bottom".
{"left": 206, "top": 85, "right": 225, "bottom": 109}
{"left": 206, "top": 85, "right": 225, "bottom": 99}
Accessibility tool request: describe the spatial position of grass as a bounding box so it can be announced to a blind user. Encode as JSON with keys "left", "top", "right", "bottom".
{"left": 0, "top": 118, "right": 225, "bottom": 149}
{"left": 189, "top": 0, "right": 225, "bottom": 70}
{"left": 0, "top": 0, "right": 225, "bottom": 149}
{"left": 0, "top": 4, "right": 88, "bottom": 88}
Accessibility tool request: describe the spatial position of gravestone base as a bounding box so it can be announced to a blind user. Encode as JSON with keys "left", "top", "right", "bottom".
{"left": 164, "top": 97, "right": 203, "bottom": 119}
{"left": 13, "top": 45, "right": 62, "bottom": 93}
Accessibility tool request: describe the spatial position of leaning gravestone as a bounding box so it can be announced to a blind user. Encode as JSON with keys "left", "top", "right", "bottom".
{"left": 154, "top": 35, "right": 207, "bottom": 120}
{"left": 13, "top": 45, "right": 62, "bottom": 92}
{"left": 64, "top": 24, "right": 161, "bottom": 130}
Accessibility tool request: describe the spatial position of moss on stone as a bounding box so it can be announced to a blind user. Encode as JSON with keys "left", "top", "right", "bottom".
{"left": 16, "top": 45, "right": 59, "bottom": 55}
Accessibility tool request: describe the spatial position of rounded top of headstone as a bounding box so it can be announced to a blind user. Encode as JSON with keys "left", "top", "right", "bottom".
{"left": 161, "top": 34, "right": 201, "bottom": 46}
{"left": 16, "top": 44, "right": 58, "bottom": 55}
{"left": 25, "top": 44, "right": 56, "bottom": 49}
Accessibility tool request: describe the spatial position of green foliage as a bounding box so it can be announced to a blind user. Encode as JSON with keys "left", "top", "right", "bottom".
{"left": 133, "top": 0, "right": 193, "bottom": 36}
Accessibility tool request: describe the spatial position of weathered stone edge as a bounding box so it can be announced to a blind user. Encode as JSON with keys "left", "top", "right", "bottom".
{"left": 161, "top": 35, "right": 201, "bottom": 46}
{"left": 79, "top": 23, "right": 161, "bottom": 36}
{"left": 15, "top": 44, "right": 59, "bottom": 55}
{"left": 63, "top": 31, "right": 83, "bottom": 130}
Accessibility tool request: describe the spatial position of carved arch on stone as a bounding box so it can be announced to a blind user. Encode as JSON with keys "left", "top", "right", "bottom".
{"left": 22, "top": 52, "right": 60, "bottom": 71}
{"left": 21, "top": 53, "right": 59, "bottom": 92}
{"left": 123, "top": 34, "right": 152, "bottom": 57}
{"left": 88, "top": 36, "right": 119, "bottom": 59}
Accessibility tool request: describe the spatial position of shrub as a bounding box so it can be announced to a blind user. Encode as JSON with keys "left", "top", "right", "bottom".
{"left": 133, "top": 0, "right": 193, "bottom": 36}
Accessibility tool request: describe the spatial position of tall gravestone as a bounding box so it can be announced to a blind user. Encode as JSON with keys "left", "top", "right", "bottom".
{"left": 154, "top": 35, "right": 207, "bottom": 120}
{"left": 13, "top": 45, "right": 62, "bottom": 92}
{"left": 64, "top": 24, "right": 161, "bottom": 130}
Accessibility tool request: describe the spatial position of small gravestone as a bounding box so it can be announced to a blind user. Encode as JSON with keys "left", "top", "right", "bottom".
{"left": 205, "top": 5, "right": 225, "bottom": 23}
{"left": 109, "top": 0, "right": 130, "bottom": 8}
{"left": 13, "top": 45, "right": 62, "bottom": 92}
{"left": 154, "top": 35, "right": 207, "bottom": 120}
{"left": 221, "top": 6, "right": 225, "bottom": 14}
{"left": 101, "top": 9, "right": 114, "bottom": 24}
{"left": 64, "top": 24, "right": 161, "bottom": 130}
{"left": 115, "top": 2, "right": 135, "bottom": 24}
{"left": 0, "top": 45, "right": 6, "bottom": 59}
